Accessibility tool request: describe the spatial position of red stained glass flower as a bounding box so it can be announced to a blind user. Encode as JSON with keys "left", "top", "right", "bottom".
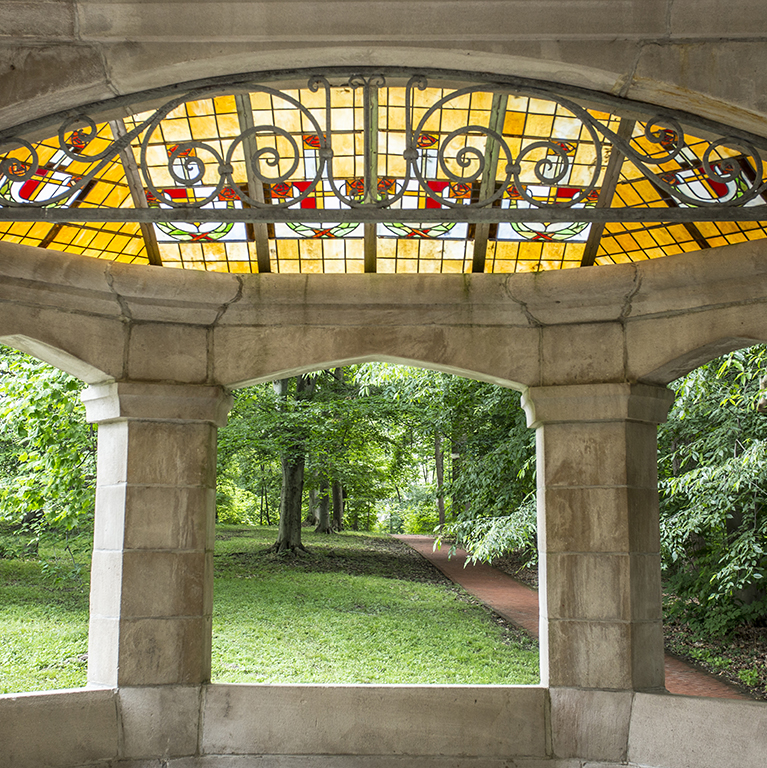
{"left": 303, "top": 134, "right": 324, "bottom": 148}
{"left": 346, "top": 178, "right": 365, "bottom": 197}
{"left": 553, "top": 141, "right": 577, "bottom": 155}
{"left": 218, "top": 187, "right": 238, "bottom": 201}
{"left": 7, "top": 161, "right": 28, "bottom": 177}
{"left": 449, "top": 182, "right": 472, "bottom": 199}
{"left": 657, "top": 129, "right": 679, "bottom": 151}
{"left": 270, "top": 182, "right": 293, "bottom": 198}
{"left": 68, "top": 130, "right": 89, "bottom": 152}
{"left": 167, "top": 144, "right": 196, "bottom": 158}
{"left": 416, "top": 134, "right": 439, "bottom": 149}
{"left": 660, "top": 171, "right": 680, "bottom": 186}
{"left": 377, "top": 177, "right": 396, "bottom": 194}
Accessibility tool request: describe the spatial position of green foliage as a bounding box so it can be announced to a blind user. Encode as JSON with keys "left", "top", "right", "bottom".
{"left": 0, "top": 347, "right": 95, "bottom": 534}
{"left": 738, "top": 668, "right": 761, "bottom": 686}
{"left": 448, "top": 494, "right": 537, "bottom": 566}
{"left": 218, "top": 369, "right": 406, "bottom": 532}
{"left": 216, "top": 481, "right": 259, "bottom": 525}
{"left": 659, "top": 345, "right": 767, "bottom": 635}
{"left": 357, "top": 365, "right": 536, "bottom": 559}
{"left": 0, "top": 525, "right": 91, "bottom": 694}
{"left": 386, "top": 484, "right": 441, "bottom": 534}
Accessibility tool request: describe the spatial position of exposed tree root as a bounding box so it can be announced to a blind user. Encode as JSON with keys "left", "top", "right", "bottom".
{"left": 269, "top": 540, "right": 310, "bottom": 557}
{"left": 314, "top": 523, "right": 334, "bottom": 534}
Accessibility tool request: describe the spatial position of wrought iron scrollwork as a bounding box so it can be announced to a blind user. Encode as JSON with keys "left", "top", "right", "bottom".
{"left": 0, "top": 70, "right": 766, "bottom": 222}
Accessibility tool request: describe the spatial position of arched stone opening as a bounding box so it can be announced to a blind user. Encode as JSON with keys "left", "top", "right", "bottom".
{"left": 0, "top": 33, "right": 766, "bottom": 761}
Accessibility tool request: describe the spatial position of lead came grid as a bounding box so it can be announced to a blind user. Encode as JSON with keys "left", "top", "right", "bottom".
{"left": 1, "top": 82, "right": 767, "bottom": 273}
{"left": 596, "top": 124, "right": 767, "bottom": 265}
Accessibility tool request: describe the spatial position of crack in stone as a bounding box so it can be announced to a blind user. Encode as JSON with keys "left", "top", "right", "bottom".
{"left": 619, "top": 264, "right": 642, "bottom": 321}
{"left": 666, "top": 0, "right": 675, "bottom": 38}
{"left": 208, "top": 276, "right": 245, "bottom": 384}
{"left": 619, "top": 42, "right": 645, "bottom": 98}
{"left": 104, "top": 263, "right": 133, "bottom": 321}
{"left": 502, "top": 274, "right": 544, "bottom": 328}
{"left": 104, "top": 263, "right": 132, "bottom": 379}
{"left": 212, "top": 276, "right": 244, "bottom": 327}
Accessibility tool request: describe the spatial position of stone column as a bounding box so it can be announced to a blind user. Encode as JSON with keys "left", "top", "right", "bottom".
{"left": 522, "top": 383, "right": 674, "bottom": 691}
{"left": 82, "top": 382, "right": 232, "bottom": 688}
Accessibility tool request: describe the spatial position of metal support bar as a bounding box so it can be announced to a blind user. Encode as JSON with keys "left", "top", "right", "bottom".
{"left": 2, "top": 205, "right": 765, "bottom": 225}
{"left": 234, "top": 94, "right": 271, "bottom": 273}
{"left": 361, "top": 78, "right": 380, "bottom": 273}
{"left": 472, "top": 93, "right": 508, "bottom": 273}
{"left": 581, "top": 118, "right": 635, "bottom": 267}
{"left": 109, "top": 119, "right": 163, "bottom": 266}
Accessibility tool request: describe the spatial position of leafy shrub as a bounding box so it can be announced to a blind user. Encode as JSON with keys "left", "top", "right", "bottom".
{"left": 444, "top": 494, "right": 537, "bottom": 566}
{"left": 659, "top": 346, "right": 767, "bottom": 636}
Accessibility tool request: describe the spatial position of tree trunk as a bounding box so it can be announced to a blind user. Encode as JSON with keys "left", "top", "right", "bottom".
{"left": 315, "top": 482, "right": 332, "bottom": 533}
{"left": 450, "top": 428, "right": 468, "bottom": 515}
{"left": 435, "top": 430, "right": 445, "bottom": 530}
{"left": 332, "top": 480, "right": 344, "bottom": 531}
{"left": 271, "top": 375, "right": 314, "bottom": 555}
{"left": 273, "top": 452, "right": 307, "bottom": 554}
{"left": 306, "top": 487, "right": 319, "bottom": 526}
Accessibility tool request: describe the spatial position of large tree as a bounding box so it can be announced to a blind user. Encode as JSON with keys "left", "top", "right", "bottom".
{"left": 272, "top": 375, "right": 315, "bottom": 554}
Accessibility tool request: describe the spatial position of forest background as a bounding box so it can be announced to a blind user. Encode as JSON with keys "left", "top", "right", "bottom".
{"left": 0, "top": 345, "right": 765, "bottom": 692}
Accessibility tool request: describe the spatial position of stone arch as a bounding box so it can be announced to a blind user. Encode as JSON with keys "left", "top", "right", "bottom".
{"left": 0, "top": 334, "right": 111, "bottom": 384}
{"left": 1, "top": 14, "right": 767, "bottom": 759}
{"left": 228, "top": 354, "right": 527, "bottom": 392}
{"left": 640, "top": 336, "right": 767, "bottom": 385}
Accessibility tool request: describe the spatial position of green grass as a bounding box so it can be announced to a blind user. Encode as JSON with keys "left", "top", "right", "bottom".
{"left": 0, "top": 524, "right": 539, "bottom": 693}
{"left": 0, "top": 553, "right": 90, "bottom": 694}
{"left": 212, "top": 526, "right": 539, "bottom": 685}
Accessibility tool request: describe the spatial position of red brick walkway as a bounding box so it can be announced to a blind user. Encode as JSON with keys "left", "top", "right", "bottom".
{"left": 396, "top": 534, "right": 748, "bottom": 699}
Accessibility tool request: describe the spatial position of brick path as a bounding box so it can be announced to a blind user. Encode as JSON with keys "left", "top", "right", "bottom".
{"left": 396, "top": 534, "right": 748, "bottom": 699}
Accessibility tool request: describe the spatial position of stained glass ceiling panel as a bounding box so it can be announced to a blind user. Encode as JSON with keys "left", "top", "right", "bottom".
{"left": 1, "top": 72, "right": 766, "bottom": 274}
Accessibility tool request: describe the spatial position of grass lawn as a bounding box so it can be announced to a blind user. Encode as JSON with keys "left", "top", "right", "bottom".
{"left": 213, "top": 526, "right": 539, "bottom": 684}
{"left": 0, "top": 530, "right": 91, "bottom": 694}
{"left": 0, "top": 524, "right": 539, "bottom": 693}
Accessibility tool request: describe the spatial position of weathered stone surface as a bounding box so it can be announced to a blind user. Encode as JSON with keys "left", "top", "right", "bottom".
{"left": 202, "top": 684, "right": 547, "bottom": 757}
{"left": 106, "top": 261, "right": 240, "bottom": 325}
{"left": 128, "top": 323, "right": 209, "bottom": 383}
{"left": 0, "top": 688, "right": 119, "bottom": 768}
{"left": 0, "top": 44, "right": 112, "bottom": 131}
{"left": 540, "top": 322, "right": 625, "bottom": 386}
{"left": 120, "top": 758, "right": 580, "bottom": 768}
{"left": 75, "top": 1, "right": 667, "bottom": 43}
{"left": 628, "top": 693, "right": 767, "bottom": 768}
{"left": 523, "top": 383, "right": 675, "bottom": 427}
{"left": 119, "top": 685, "right": 200, "bottom": 760}
{"left": 85, "top": 384, "right": 224, "bottom": 688}
{"left": 626, "top": 305, "right": 767, "bottom": 384}
{"left": 630, "top": 41, "right": 767, "bottom": 133}
{"left": 83, "top": 383, "right": 232, "bottom": 427}
{"left": 213, "top": 324, "right": 539, "bottom": 390}
{"left": 550, "top": 688, "right": 632, "bottom": 762}
{"left": 541, "top": 486, "right": 660, "bottom": 553}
